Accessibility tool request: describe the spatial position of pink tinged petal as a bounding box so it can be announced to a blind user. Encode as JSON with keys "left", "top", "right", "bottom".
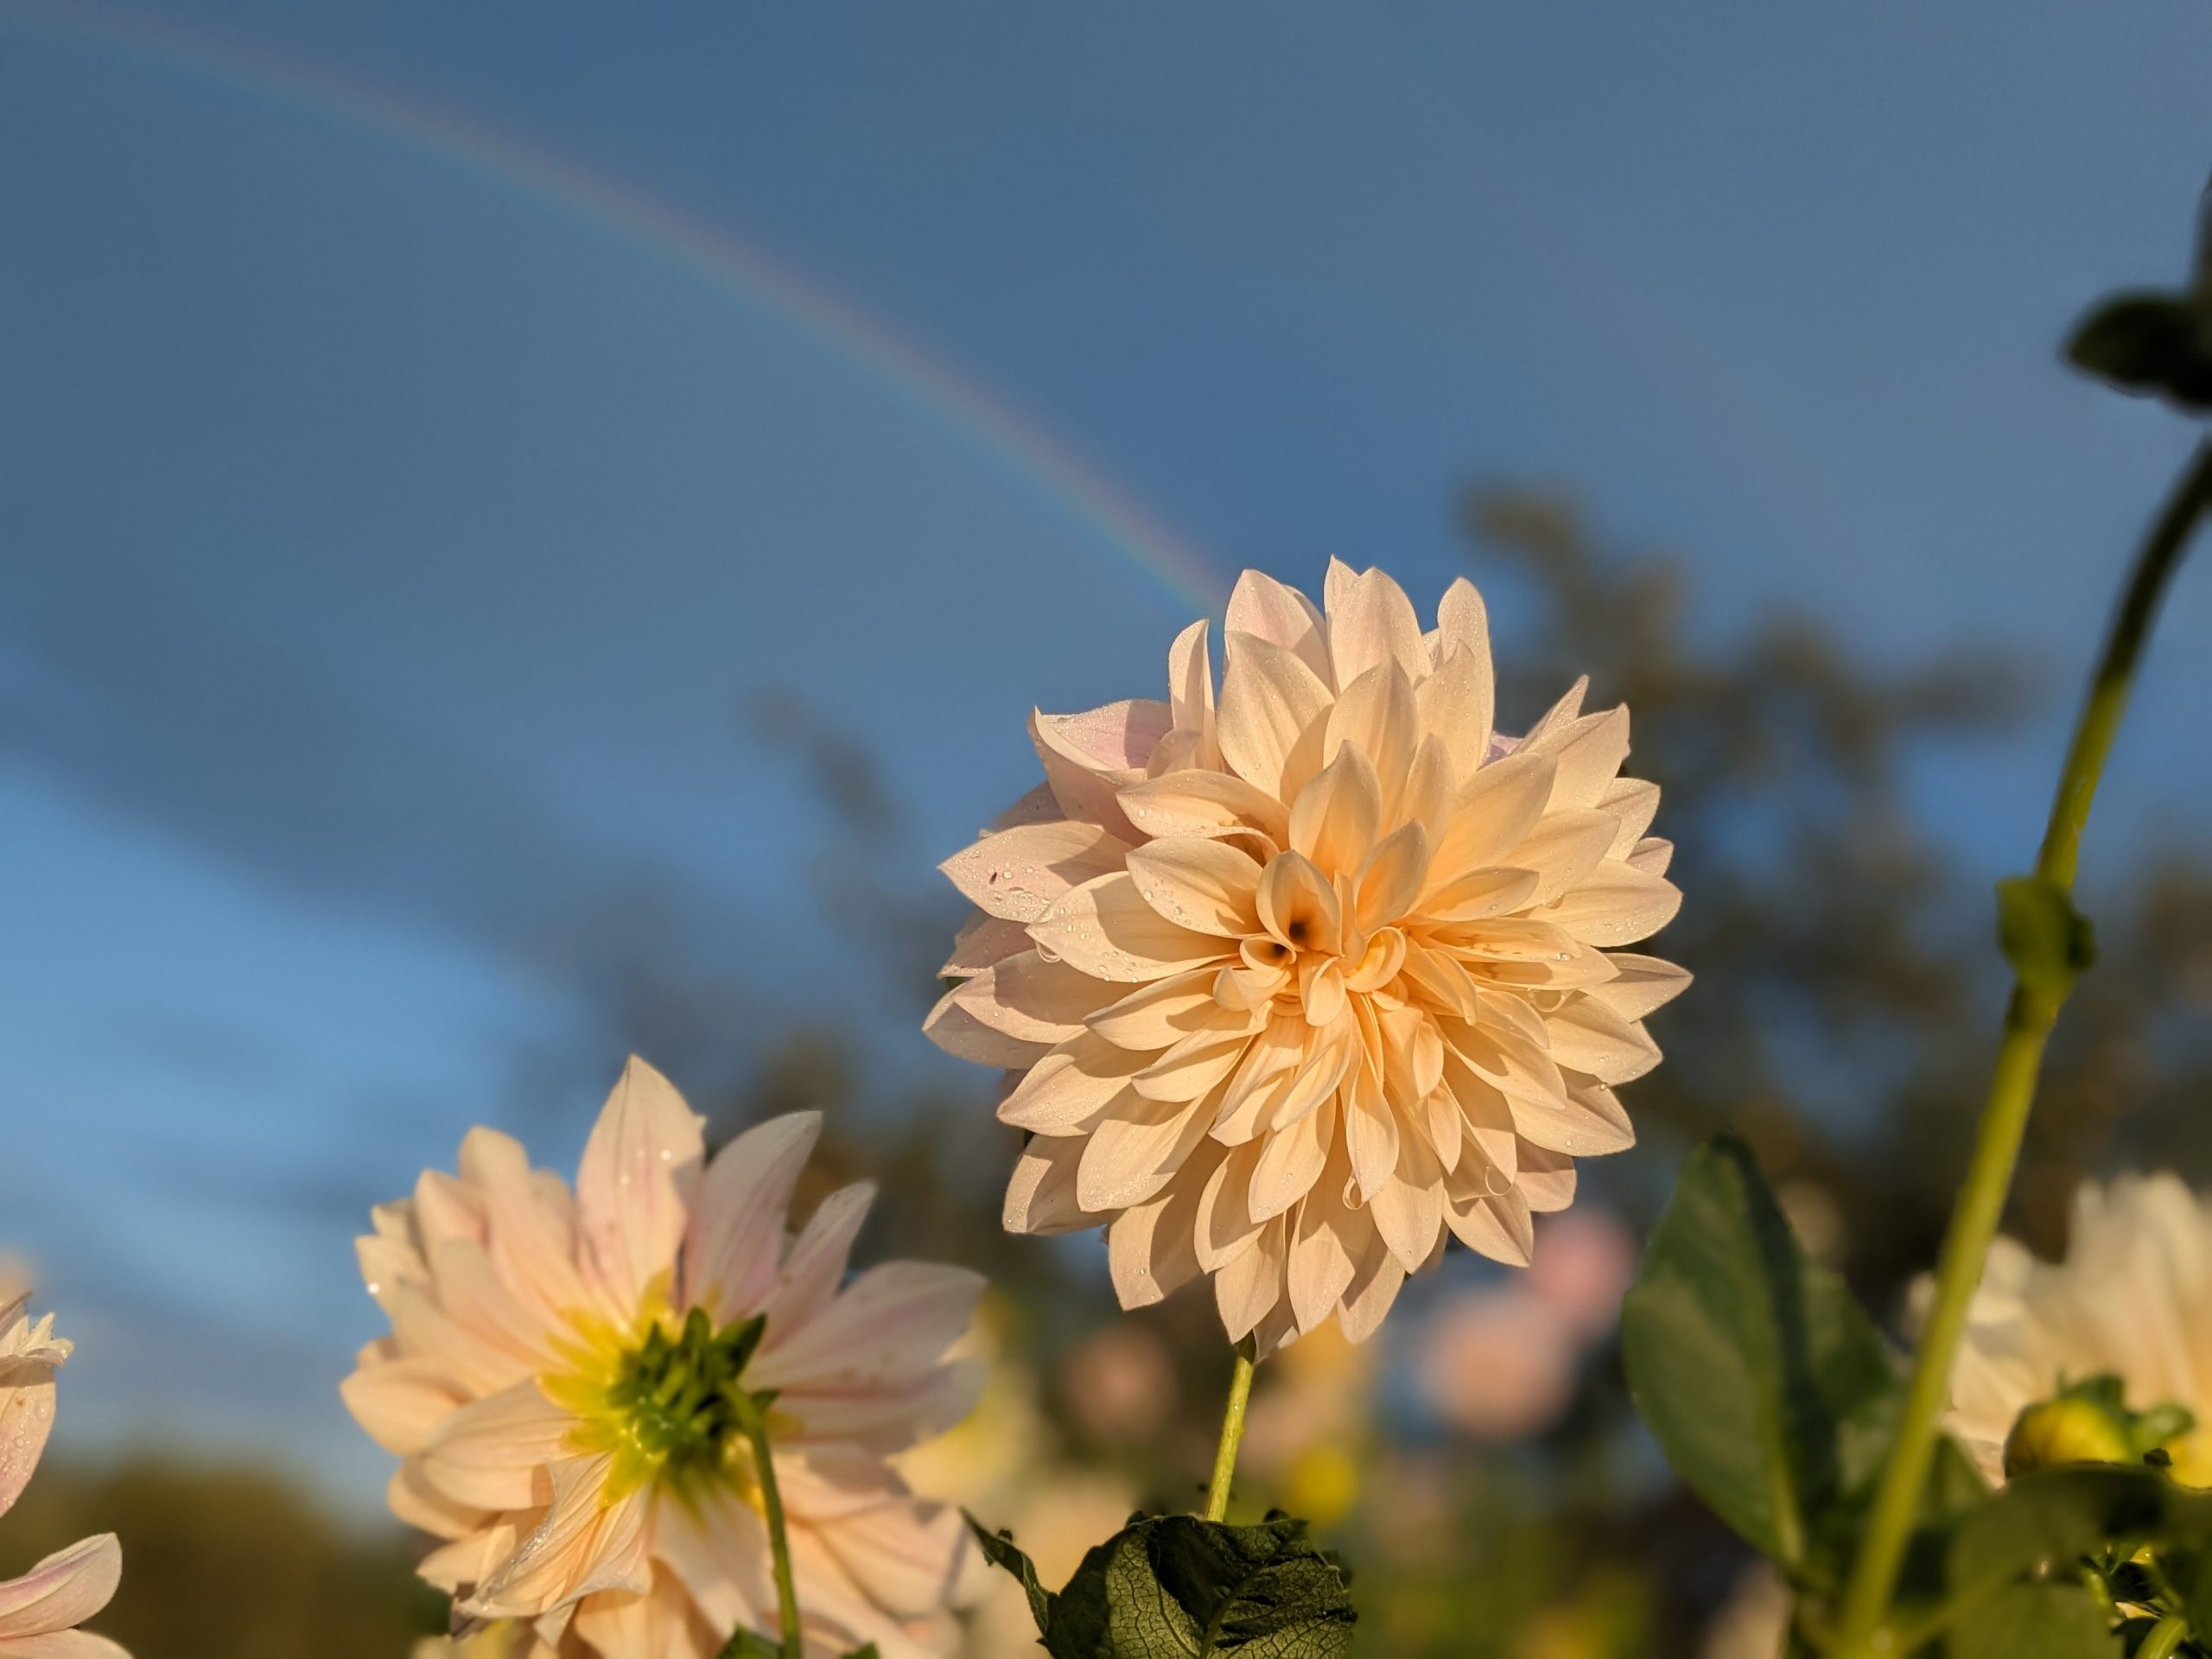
{"left": 1029, "top": 707, "right": 1152, "bottom": 842}
{"left": 686, "top": 1111, "right": 822, "bottom": 1322}
{"left": 815, "top": 1498, "right": 973, "bottom": 1622}
{"left": 759, "top": 1182, "right": 878, "bottom": 1338}
{"left": 1134, "top": 1028, "right": 1254, "bottom": 1104}
{"left": 1426, "top": 753, "right": 1558, "bottom": 890}
{"left": 428, "top": 1240, "right": 567, "bottom": 1373}
{"left": 1287, "top": 1178, "right": 1359, "bottom": 1337}
{"left": 572, "top": 1567, "right": 734, "bottom": 1659}
{"left": 1355, "top": 823, "right": 1430, "bottom": 933}
{"left": 1629, "top": 836, "right": 1675, "bottom": 875}
{"left": 920, "top": 987, "right": 1052, "bottom": 1068}
{"left": 1255, "top": 851, "right": 1341, "bottom": 955}
{"left": 1030, "top": 873, "right": 1236, "bottom": 984}
{"left": 1226, "top": 569, "right": 1333, "bottom": 685}
{"left": 1585, "top": 954, "right": 1693, "bottom": 1021}
{"left": 938, "top": 821, "right": 1134, "bottom": 925}
{"left": 341, "top": 1356, "right": 470, "bottom": 1457}
{"left": 1542, "top": 861, "right": 1682, "bottom": 946}
{"left": 1323, "top": 663, "right": 1418, "bottom": 817}
{"left": 1002, "top": 1137, "right": 1091, "bottom": 1236}
{"left": 1323, "top": 564, "right": 1428, "bottom": 691}
{"left": 1249, "top": 1095, "right": 1337, "bottom": 1222}
{"left": 1545, "top": 997, "right": 1663, "bottom": 1084}
{"left": 1118, "top": 769, "right": 1290, "bottom": 845}
{"left": 988, "top": 782, "right": 1061, "bottom": 830}
{"left": 1196, "top": 1139, "right": 1268, "bottom": 1272}
{"left": 0, "top": 1535, "right": 119, "bottom": 1638}
{"left": 1598, "top": 777, "right": 1661, "bottom": 855}
{"left": 457, "top": 1128, "right": 597, "bottom": 1329}
{"left": 1215, "top": 1215, "right": 1287, "bottom": 1342}
{"left": 1434, "top": 575, "right": 1491, "bottom": 660}
{"left": 1516, "top": 1144, "right": 1579, "bottom": 1212}
{"left": 3, "top": 1630, "right": 133, "bottom": 1657}
{"left": 385, "top": 1280, "right": 533, "bottom": 1399}
{"left": 946, "top": 952, "right": 1119, "bottom": 1046}
{"left": 390, "top": 1459, "right": 487, "bottom": 1545}
{"left": 467, "top": 1457, "right": 651, "bottom": 1619}
{"left": 0, "top": 1366, "right": 56, "bottom": 1517}
{"left": 940, "top": 912, "right": 1033, "bottom": 976}
{"left": 1526, "top": 705, "right": 1630, "bottom": 810}
{"left": 1077, "top": 1093, "right": 1211, "bottom": 1211}
{"left": 751, "top": 1262, "right": 983, "bottom": 1392}
{"left": 999, "top": 1033, "right": 1149, "bottom": 1135}
{"left": 783, "top": 1524, "right": 928, "bottom": 1659}
{"left": 1507, "top": 810, "right": 1624, "bottom": 906}
{"left": 1037, "top": 698, "right": 1175, "bottom": 772}
{"left": 1088, "top": 970, "right": 1243, "bottom": 1051}
{"left": 1124, "top": 839, "right": 1264, "bottom": 938}
{"left": 420, "top": 1382, "right": 569, "bottom": 1512}
{"left": 1216, "top": 632, "right": 1332, "bottom": 800}
{"left": 1337, "top": 1227, "right": 1408, "bottom": 1345}
{"left": 1289, "top": 746, "right": 1382, "bottom": 882}
{"left": 780, "top": 1363, "right": 984, "bottom": 1454}
{"left": 576, "top": 1057, "right": 705, "bottom": 1309}
{"left": 1109, "top": 1137, "right": 1221, "bottom": 1308}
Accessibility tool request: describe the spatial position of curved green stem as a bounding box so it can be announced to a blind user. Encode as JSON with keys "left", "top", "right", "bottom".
{"left": 734, "top": 1395, "right": 805, "bottom": 1659}
{"left": 1204, "top": 1338, "right": 1258, "bottom": 1522}
{"left": 2140, "top": 1613, "right": 2193, "bottom": 1659}
{"left": 1828, "top": 437, "right": 2212, "bottom": 1658}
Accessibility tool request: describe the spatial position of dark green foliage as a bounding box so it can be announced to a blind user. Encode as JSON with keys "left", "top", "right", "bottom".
{"left": 969, "top": 1511, "right": 1356, "bottom": 1657}
{"left": 2069, "top": 293, "right": 2212, "bottom": 409}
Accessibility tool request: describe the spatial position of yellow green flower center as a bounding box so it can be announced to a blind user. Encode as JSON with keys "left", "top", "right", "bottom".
{"left": 548, "top": 1303, "right": 770, "bottom": 1503}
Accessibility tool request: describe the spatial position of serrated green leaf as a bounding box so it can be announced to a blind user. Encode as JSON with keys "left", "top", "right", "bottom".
{"left": 1945, "top": 1582, "right": 2120, "bottom": 1658}
{"left": 1622, "top": 1132, "right": 1899, "bottom": 1574}
{"left": 1043, "top": 1514, "right": 1355, "bottom": 1657}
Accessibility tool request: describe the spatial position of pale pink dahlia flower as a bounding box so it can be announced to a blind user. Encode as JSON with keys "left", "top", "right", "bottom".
{"left": 343, "top": 1058, "right": 983, "bottom": 1658}
{"left": 927, "top": 561, "right": 1687, "bottom": 1353}
{"left": 0, "top": 1295, "right": 126, "bottom": 1659}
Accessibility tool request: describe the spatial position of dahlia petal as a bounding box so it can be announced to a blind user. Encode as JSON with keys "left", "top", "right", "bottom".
{"left": 1249, "top": 1095, "right": 1336, "bottom": 1222}
{"left": 1371, "top": 1134, "right": 1446, "bottom": 1271}
{"left": 1544, "top": 998, "right": 1663, "bottom": 1084}
{"left": 385, "top": 1279, "right": 533, "bottom": 1399}
{"left": 1401, "top": 732, "right": 1456, "bottom": 852}
{"left": 1288, "top": 1188, "right": 1358, "bottom": 1336}
{"left": 999, "top": 1033, "right": 1150, "bottom": 1135}
{"left": 1226, "top": 569, "right": 1332, "bottom": 685}
{"left": 779, "top": 1362, "right": 984, "bottom": 1453}
{"left": 1427, "top": 752, "right": 1557, "bottom": 890}
{"left": 687, "top": 1111, "right": 821, "bottom": 1322}
{"left": 422, "top": 1383, "right": 569, "bottom": 1513}
{"left": 1289, "top": 742, "right": 1383, "bottom": 887}
{"left": 1446, "top": 1173, "right": 1535, "bottom": 1267}
{"left": 1337, "top": 1226, "right": 1408, "bottom": 1346}
{"left": 1343, "top": 1065, "right": 1400, "bottom": 1203}
{"left": 1433, "top": 576, "right": 1493, "bottom": 676}
{"left": 1002, "top": 1137, "right": 1090, "bottom": 1236}
{"left": 1522, "top": 677, "right": 1589, "bottom": 747}
{"left": 1508, "top": 809, "right": 1624, "bottom": 906}
{"left": 1109, "top": 1139, "right": 1217, "bottom": 1308}
{"left": 783, "top": 1526, "right": 929, "bottom": 1659}
{"left": 341, "top": 1355, "right": 470, "bottom": 1457}
{"left": 938, "top": 820, "right": 1134, "bottom": 924}
{"left": 1516, "top": 1144, "right": 1578, "bottom": 1211}
{"left": 576, "top": 1057, "right": 704, "bottom": 1310}
{"left": 1217, "top": 632, "right": 1332, "bottom": 800}
{"left": 939, "top": 912, "right": 1033, "bottom": 975}
{"left": 1077, "top": 1094, "right": 1210, "bottom": 1211}
{"left": 0, "top": 1629, "right": 131, "bottom": 1657}
{"left": 814, "top": 1498, "right": 971, "bottom": 1622}
{"left": 1087, "top": 970, "right": 1243, "bottom": 1051}
{"left": 751, "top": 1263, "right": 982, "bottom": 1392}
{"left": 1166, "top": 619, "right": 1218, "bottom": 765}
{"left": 1255, "top": 851, "right": 1341, "bottom": 955}
{"left": 1124, "top": 839, "right": 1264, "bottom": 938}
{"left": 1542, "top": 860, "right": 1682, "bottom": 946}
{"left": 429, "top": 1240, "right": 565, "bottom": 1373}
{"left": 1415, "top": 642, "right": 1493, "bottom": 775}
{"left": 1581, "top": 953, "right": 1692, "bottom": 1020}
{"left": 0, "top": 1361, "right": 57, "bottom": 1518}
{"left": 1528, "top": 705, "right": 1630, "bottom": 810}
{"left": 570, "top": 1570, "right": 721, "bottom": 1659}
{"left": 1207, "top": 1019, "right": 1306, "bottom": 1143}
{"left": 390, "top": 1459, "right": 485, "bottom": 1542}
{"left": 1598, "top": 777, "right": 1662, "bottom": 854}
{"left": 1423, "top": 867, "right": 1538, "bottom": 925}
{"left": 1196, "top": 1140, "right": 1268, "bottom": 1270}
{"left": 920, "top": 986, "right": 1053, "bottom": 1068}
{"left": 0, "top": 1535, "right": 118, "bottom": 1637}
{"left": 1628, "top": 836, "right": 1675, "bottom": 875}
{"left": 1324, "top": 662, "right": 1418, "bottom": 810}
{"left": 947, "top": 953, "right": 1119, "bottom": 1045}
{"left": 467, "top": 1457, "right": 650, "bottom": 1619}
{"left": 1118, "top": 769, "right": 1290, "bottom": 844}
{"left": 757, "top": 1181, "right": 877, "bottom": 1343}
{"left": 988, "top": 782, "right": 1062, "bottom": 830}
{"left": 1030, "top": 874, "right": 1236, "bottom": 984}
{"left": 1509, "top": 1070, "right": 1636, "bottom": 1158}
{"left": 1035, "top": 699, "right": 1175, "bottom": 772}
{"left": 1355, "top": 823, "right": 1431, "bottom": 932}
{"left": 1324, "top": 564, "right": 1427, "bottom": 691}
{"left": 1133, "top": 1028, "right": 1254, "bottom": 1104}
{"left": 1030, "top": 707, "right": 1153, "bottom": 840}
{"left": 457, "top": 1129, "right": 598, "bottom": 1329}
{"left": 1215, "top": 1215, "right": 1287, "bottom": 1342}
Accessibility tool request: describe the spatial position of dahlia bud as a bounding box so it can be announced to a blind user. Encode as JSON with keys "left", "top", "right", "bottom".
{"left": 2001, "top": 1375, "right": 2196, "bottom": 1479}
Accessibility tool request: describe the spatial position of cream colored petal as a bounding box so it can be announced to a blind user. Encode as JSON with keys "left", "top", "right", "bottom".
{"left": 1255, "top": 851, "right": 1342, "bottom": 955}
{"left": 1324, "top": 565, "right": 1427, "bottom": 690}
{"left": 1506, "top": 809, "right": 1623, "bottom": 906}
{"left": 1370, "top": 1132, "right": 1446, "bottom": 1271}
{"left": 1118, "top": 769, "right": 1289, "bottom": 845}
{"left": 1597, "top": 777, "right": 1661, "bottom": 855}
{"left": 758, "top": 1182, "right": 877, "bottom": 1338}
{"left": 1422, "top": 866, "right": 1539, "bottom": 925}
{"left": 939, "top": 821, "right": 1135, "bottom": 924}
{"left": 920, "top": 987, "right": 1052, "bottom": 1068}
{"left": 421, "top": 1382, "right": 569, "bottom": 1512}
{"left": 939, "top": 912, "right": 1033, "bottom": 976}
{"left": 751, "top": 1263, "right": 982, "bottom": 1392}
{"left": 1166, "top": 619, "right": 1218, "bottom": 762}
{"left": 1445, "top": 1164, "right": 1535, "bottom": 1266}
{"left": 1207, "top": 1015, "right": 1307, "bottom": 1143}
{"left": 1215, "top": 1215, "right": 1287, "bottom": 1342}
{"left": 390, "top": 1459, "right": 486, "bottom": 1543}
{"left": 687, "top": 1112, "right": 823, "bottom": 1322}
{"left": 467, "top": 1458, "right": 650, "bottom": 1619}
{"left": 1134, "top": 1028, "right": 1254, "bottom": 1104}
{"left": 457, "top": 1128, "right": 598, "bottom": 1331}
{"left": 1195, "top": 1138, "right": 1270, "bottom": 1272}
{"left": 571, "top": 1567, "right": 728, "bottom": 1659}
{"left": 341, "top": 1356, "right": 470, "bottom": 1458}
{"left": 1029, "top": 706, "right": 1153, "bottom": 841}
{"left": 1355, "top": 822, "right": 1430, "bottom": 933}
{"left": 0, "top": 1535, "right": 119, "bottom": 1638}
{"left": 1434, "top": 577, "right": 1493, "bottom": 671}
{"left": 1323, "top": 662, "right": 1417, "bottom": 813}
{"left": 1541, "top": 860, "right": 1682, "bottom": 946}
{"left": 999, "top": 1032, "right": 1150, "bottom": 1135}
{"left": 988, "top": 782, "right": 1061, "bottom": 830}
{"left": 1035, "top": 699, "right": 1175, "bottom": 773}
{"left": 1249, "top": 1095, "right": 1337, "bottom": 1222}
{"left": 1516, "top": 1143, "right": 1578, "bottom": 1211}
{"left": 1400, "top": 733, "right": 1456, "bottom": 852}
{"left": 1003, "top": 1136, "right": 1092, "bottom": 1236}
{"left": 1525, "top": 705, "right": 1630, "bottom": 811}
{"left": 1125, "top": 839, "right": 1263, "bottom": 938}
{"left": 1414, "top": 641, "right": 1494, "bottom": 774}
{"left": 1287, "top": 1171, "right": 1359, "bottom": 1336}
{"left": 1261, "top": 1031, "right": 1356, "bottom": 1139}
{"left": 1217, "top": 632, "right": 1332, "bottom": 800}
{"left": 427, "top": 1240, "right": 566, "bottom": 1374}
{"left": 575, "top": 1057, "right": 704, "bottom": 1309}
{"left": 1444, "top": 1018, "right": 1569, "bottom": 1124}
{"left": 1030, "top": 873, "right": 1236, "bottom": 983}
{"left": 947, "top": 952, "right": 1120, "bottom": 1046}
{"left": 1226, "top": 569, "right": 1332, "bottom": 684}
{"left": 779, "top": 1362, "right": 983, "bottom": 1454}
{"left": 1582, "top": 953, "right": 1691, "bottom": 1020}
{"left": 1510, "top": 1068, "right": 1637, "bottom": 1158}
{"left": 815, "top": 1497, "right": 972, "bottom": 1623}
{"left": 0, "top": 1357, "right": 57, "bottom": 1518}
{"left": 1088, "top": 970, "right": 1243, "bottom": 1051}
{"left": 1629, "top": 836, "right": 1675, "bottom": 875}
{"left": 1336, "top": 1224, "right": 1408, "bottom": 1345}
{"left": 1109, "top": 1138, "right": 1221, "bottom": 1308}
{"left": 1426, "top": 752, "right": 1556, "bottom": 889}
{"left": 1545, "top": 997, "right": 1662, "bottom": 1084}
{"left": 1398, "top": 941, "right": 1482, "bottom": 1022}
{"left": 1077, "top": 1093, "right": 1210, "bottom": 1211}
{"left": 1521, "top": 677, "right": 1589, "bottom": 747}
{"left": 1342, "top": 1062, "right": 1400, "bottom": 1203}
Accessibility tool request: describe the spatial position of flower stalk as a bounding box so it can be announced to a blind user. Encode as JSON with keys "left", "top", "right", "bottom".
{"left": 1204, "top": 1338, "right": 1259, "bottom": 1523}
{"left": 733, "top": 1389, "right": 805, "bottom": 1659}
{"left": 1827, "top": 438, "right": 2212, "bottom": 1656}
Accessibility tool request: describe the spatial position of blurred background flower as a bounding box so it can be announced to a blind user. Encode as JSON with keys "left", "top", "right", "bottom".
{"left": 9, "top": 4, "right": 2212, "bottom": 1654}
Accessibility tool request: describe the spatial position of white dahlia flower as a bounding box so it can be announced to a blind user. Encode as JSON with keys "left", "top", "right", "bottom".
{"left": 927, "top": 561, "right": 1687, "bottom": 1353}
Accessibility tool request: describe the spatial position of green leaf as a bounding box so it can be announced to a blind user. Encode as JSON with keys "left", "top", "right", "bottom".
{"left": 718, "top": 1630, "right": 785, "bottom": 1659}
{"left": 1945, "top": 1582, "right": 2120, "bottom": 1658}
{"left": 2067, "top": 292, "right": 2212, "bottom": 409}
{"left": 1997, "top": 876, "right": 2097, "bottom": 995}
{"left": 966, "top": 1515, "right": 1059, "bottom": 1645}
{"left": 1622, "top": 1132, "right": 1900, "bottom": 1575}
{"left": 841, "top": 1648, "right": 883, "bottom": 1658}
{"left": 1948, "top": 1467, "right": 2173, "bottom": 1601}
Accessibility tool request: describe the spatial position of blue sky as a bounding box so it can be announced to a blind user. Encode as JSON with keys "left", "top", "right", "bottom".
{"left": 3, "top": 0, "right": 2211, "bottom": 1509}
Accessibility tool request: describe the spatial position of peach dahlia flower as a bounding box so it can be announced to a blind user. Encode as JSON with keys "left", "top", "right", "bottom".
{"left": 344, "top": 1058, "right": 982, "bottom": 1658}
{"left": 0, "top": 1295, "right": 126, "bottom": 1659}
{"left": 927, "top": 561, "right": 1687, "bottom": 1353}
{"left": 1944, "top": 1173, "right": 2212, "bottom": 1488}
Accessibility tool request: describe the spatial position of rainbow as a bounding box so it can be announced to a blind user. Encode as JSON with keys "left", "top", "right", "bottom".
{"left": 0, "top": 0, "right": 1227, "bottom": 613}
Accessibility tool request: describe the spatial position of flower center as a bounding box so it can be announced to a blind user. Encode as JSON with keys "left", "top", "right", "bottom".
{"left": 550, "top": 1306, "right": 768, "bottom": 1503}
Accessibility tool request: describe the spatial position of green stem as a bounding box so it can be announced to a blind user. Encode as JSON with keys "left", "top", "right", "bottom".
{"left": 2139, "top": 1613, "right": 2192, "bottom": 1659}
{"left": 734, "top": 1395, "right": 805, "bottom": 1659}
{"left": 1203, "top": 1338, "right": 1258, "bottom": 1522}
{"left": 1827, "top": 437, "right": 2212, "bottom": 1658}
